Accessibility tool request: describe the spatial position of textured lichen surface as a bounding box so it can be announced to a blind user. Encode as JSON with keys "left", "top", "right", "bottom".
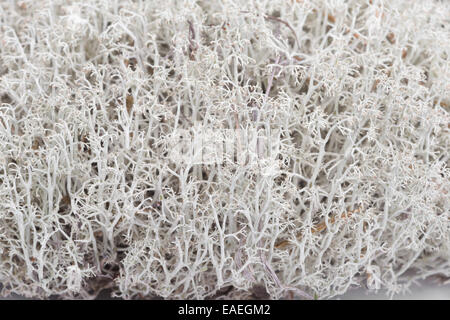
{"left": 0, "top": 0, "right": 449, "bottom": 299}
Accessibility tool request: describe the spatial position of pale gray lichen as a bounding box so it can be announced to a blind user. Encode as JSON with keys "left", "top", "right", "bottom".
{"left": 0, "top": 0, "right": 449, "bottom": 299}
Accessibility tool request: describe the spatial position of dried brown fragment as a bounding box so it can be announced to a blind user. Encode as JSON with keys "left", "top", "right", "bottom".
{"left": 327, "top": 14, "right": 336, "bottom": 24}
{"left": 251, "top": 284, "right": 270, "bottom": 300}
{"left": 402, "top": 48, "right": 407, "bottom": 59}
{"left": 126, "top": 94, "right": 133, "bottom": 114}
{"left": 58, "top": 195, "right": 71, "bottom": 214}
{"left": 433, "top": 100, "right": 448, "bottom": 109}
{"left": 32, "top": 137, "right": 43, "bottom": 150}
{"left": 360, "top": 246, "right": 367, "bottom": 258}
{"left": 79, "top": 134, "right": 91, "bottom": 154}
{"left": 366, "top": 272, "right": 373, "bottom": 285}
{"left": 124, "top": 57, "right": 137, "bottom": 71}
{"left": 372, "top": 79, "right": 381, "bottom": 92}
{"left": 94, "top": 231, "right": 103, "bottom": 238}
{"left": 386, "top": 32, "right": 395, "bottom": 44}
{"left": 60, "top": 195, "right": 71, "bottom": 206}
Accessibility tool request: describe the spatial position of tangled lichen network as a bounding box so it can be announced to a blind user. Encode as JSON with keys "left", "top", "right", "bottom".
{"left": 0, "top": 0, "right": 449, "bottom": 299}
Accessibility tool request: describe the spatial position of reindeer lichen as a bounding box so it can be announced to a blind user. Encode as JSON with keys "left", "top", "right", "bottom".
{"left": 0, "top": 0, "right": 448, "bottom": 299}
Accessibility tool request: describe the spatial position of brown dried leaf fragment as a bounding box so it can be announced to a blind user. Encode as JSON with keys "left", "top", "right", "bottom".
{"left": 327, "top": 14, "right": 336, "bottom": 24}
{"left": 126, "top": 94, "right": 133, "bottom": 114}
{"left": 386, "top": 32, "right": 395, "bottom": 44}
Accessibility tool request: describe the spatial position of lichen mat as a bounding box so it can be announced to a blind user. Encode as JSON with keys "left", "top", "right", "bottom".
{"left": 0, "top": 0, "right": 448, "bottom": 299}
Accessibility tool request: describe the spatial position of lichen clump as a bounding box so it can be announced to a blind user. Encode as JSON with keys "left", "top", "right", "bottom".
{"left": 0, "top": 0, "right": 449, "bottom": 299}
